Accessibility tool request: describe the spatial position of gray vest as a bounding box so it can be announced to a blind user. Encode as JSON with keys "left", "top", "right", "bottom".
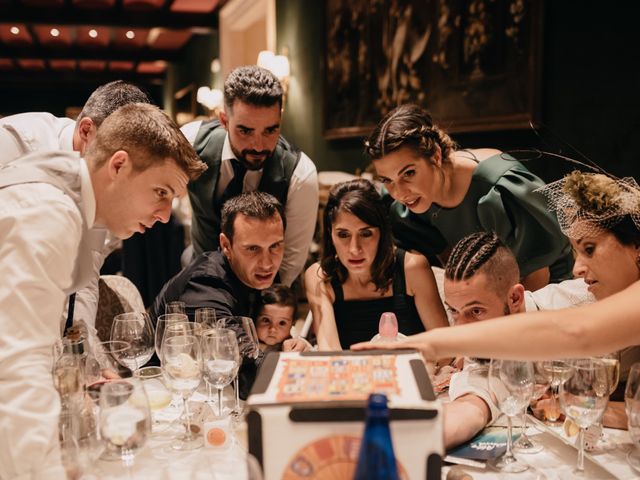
{"left": 0, "top": 150, "right": 102, "bottom": 294}
{"left": 188, "top": 120, "right": 301, "bottom": 256}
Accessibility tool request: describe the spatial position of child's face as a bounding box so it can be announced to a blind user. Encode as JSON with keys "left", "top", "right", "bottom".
{"left": 256, "top": 304, "right": 294, "bottom": 346}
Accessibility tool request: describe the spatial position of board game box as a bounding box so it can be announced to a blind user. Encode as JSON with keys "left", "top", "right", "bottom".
{"left": 246, "top": 350, "right": 443, "bottom": 480}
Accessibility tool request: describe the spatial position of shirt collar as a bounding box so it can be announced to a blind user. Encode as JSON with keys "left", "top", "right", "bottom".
{"left": 222, "top": 133, "right": 236, "bottom": 162}
{"left": 59, "top": 120, "right": 75, "bottom": 152}
{"left": 524, "top": 291, "right": 539, "bottom": 312}
{"left": 78, "top": 159, "right": 96, "bottom": 228}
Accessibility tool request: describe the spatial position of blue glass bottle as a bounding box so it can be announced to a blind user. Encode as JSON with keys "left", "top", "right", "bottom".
{"left": 353, "top": 393, "right": 400, "bottom": 480}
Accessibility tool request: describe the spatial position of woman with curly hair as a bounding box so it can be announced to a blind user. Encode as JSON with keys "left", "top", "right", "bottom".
{"left": 305, "top": 178, "right": 448, "bottom": 351}
{"left": 365, "top": 104, "right": 574, "bottom": 290}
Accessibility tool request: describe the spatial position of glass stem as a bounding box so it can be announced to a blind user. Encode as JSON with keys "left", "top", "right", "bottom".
{"left": 183, "top": 395, "right": 192, "bottom": 441}
{"left": 577, "top": 428, "right": 585, "bottom": 472}
{"left": 521, "top": 409, "right": 528, "bottom": 438}
{"left": 234, "top": 376, "right": 240, "bottom": 412}
{"left": 206, "top": 380, "right": 213, "bottom": 404}
{"left": 505, "top": 415, "right": 515, "bottom": 459}
{"left": 217, "top": 388, "right": 223, "bottom": 417}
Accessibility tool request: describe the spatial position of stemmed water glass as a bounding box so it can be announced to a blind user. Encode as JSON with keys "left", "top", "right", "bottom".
{"left": 589, "top": 352, "right": 621, "bottom": 451}
{"left": 161, "top": 334, "right": 203, "bottom": 450}
{"left": 110, "top": 312, "right": 155, "bottom": 372}
{"left": 559, "top": 358, "right": 610, "bottom": 476}
{"left": 165, "top": 301, "right": 186, "bottom": 315}
{"left": 514, "top": 362, "right": 550, "bottom": 454}
{"left": 99, "top": 378, "right": 151, "bottom": 469}
{"left": 487, "top": 359, "right": 534, "bottom": 473}
{"left": 134, "top": 366, "right": 173, "bottom": 433}
{"left": 227, "top": 316, "right": 260, "bottom": 415}
{"left": 201, "top": 328, "right": 240, "bottom": 417}
{"left": 625, "top": 363, "right": 640, "bottom": 471}
{"left": 195, "top": 307, "right": 217, "bottom": 329}
{"left": 536, "top": 359, "right": 574, "bottom": 423}
{"left": 155, "top": 313, "right": 188, "bottom": 359}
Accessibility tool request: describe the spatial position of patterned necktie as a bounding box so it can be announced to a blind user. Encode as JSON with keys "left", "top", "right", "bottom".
{"left": 217, "top": 159, "right": 247, "bottom": 210}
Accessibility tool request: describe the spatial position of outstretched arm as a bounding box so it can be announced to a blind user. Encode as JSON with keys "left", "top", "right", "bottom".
{"left": 353, "top": 280, "right": 640, "bottom": 361}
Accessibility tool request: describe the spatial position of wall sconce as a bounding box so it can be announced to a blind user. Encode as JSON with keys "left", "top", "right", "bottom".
{"left": 257, "top": 49, "right": 290, "bottom": 96}
{"left": 197, "top": 86, "right": 223, "bottom": 115}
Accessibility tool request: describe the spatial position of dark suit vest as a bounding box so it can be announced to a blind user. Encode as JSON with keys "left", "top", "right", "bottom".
{"left": 188, "top": 120, "right": 301, "bottom": 256}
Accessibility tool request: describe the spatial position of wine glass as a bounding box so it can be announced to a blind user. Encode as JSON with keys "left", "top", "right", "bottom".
{"left": 110, "top": 312, "right": 155, "bottom": 372}
{"left": 134, "top": 366, "right": 173, "bottom": 433}
{"left": 536, "top": 359, "right": 574, "bottom": 423}
{"left": 161, "top": 334, "right": 203, "bottom": 450}
{"left": 155, "top": 313, "right": 188, "bottom": 358}
{"left": 625, "top": 363, "right": 640, "bottom": 471}
{"left": 590, "top": 352, "right": 621, "bottom": 451}
{"left": 559, "top": 358, "right": 610, "bottom": 476}
{"left": 195, "top": 307, "right": 217, "bottom": 329}
{"left": 487, "top": 359, "right": 534, "bottom": 473}
{"left": 514, "top": 362, "right": 550, "bottom": 454}
{"left": 218, "top": 316, "right": 259, "bottom": 415}
{"left": 99, "top": 378, "right": 151, "bottom": 468}
{"left": 201, "top": 328, "right": 240, "bottom": 417}
{"left": 90, "top": 340, "right": 132, "bottom": 381}
{"left": 165, "top": 301, "right": 186, "bottom": 315}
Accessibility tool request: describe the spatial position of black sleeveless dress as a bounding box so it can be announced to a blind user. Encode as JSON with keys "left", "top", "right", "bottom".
{"left": 331, "top": 249, "right": 425, "bottom": 350}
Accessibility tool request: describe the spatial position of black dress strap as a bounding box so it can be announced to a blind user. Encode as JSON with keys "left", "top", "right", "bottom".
{"left": 330, "top": 276, "right": 344, "bottom": 303}
{"left": 391, "top": 249, "right": 407, "bottom": 296}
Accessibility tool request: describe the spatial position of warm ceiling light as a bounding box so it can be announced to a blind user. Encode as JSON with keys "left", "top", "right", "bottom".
{"left": 10, "top": 26, "right": 20, "bottom": 35}
{"left": 125, "top": 30, "right": 135, "bottom": 39}
{"left": 50, "top": 28, "right": 60, "bottom": 37}
{"left": 88, "top": 29, "right": 98, "bottom": 38}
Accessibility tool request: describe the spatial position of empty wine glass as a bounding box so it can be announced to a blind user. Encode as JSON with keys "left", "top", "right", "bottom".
{"left": 161, "top": 334, "right": 203, "bottom": 450}
{"left": 202, "top": 329, "right": 240, "bottom": 417}
{"left": 195, "top": 307, "right": 217, "bottom": 329}
{"left": 488, "top": 359, "right": 534, "bottom": 473}
{"left": 111, "top": 312, "right": 155, "bottom": 372}
{"left": 99, "top": 378, "right": 151, "bottom": 468}
{"left": 625, "top": 363, "right": 640, "bottom": 471}
{"left": 155, "top": 313, "right": 188, "bottom": 358}
{"left": 591, "top": 352, "right": 621, "bottom": 451}
{"left": 165, "top": 301, "right": 186, "bottom": 315}
{"left": 514, "top": 362, "right": 550, "bottom": 454}
{"left": 559, "top": 358, "right": 610, "bottom": 476}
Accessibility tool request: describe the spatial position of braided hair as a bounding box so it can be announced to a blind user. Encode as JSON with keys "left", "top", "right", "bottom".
{"left": 445, "top": 232, "right": 520, "bottom": 293}
{"left": 364, "top": 104, "right": 457, "bottom": 163}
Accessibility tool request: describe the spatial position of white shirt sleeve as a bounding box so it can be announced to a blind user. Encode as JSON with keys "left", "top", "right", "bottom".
{"left": 448, "top": 362, "right": 503, "bottom": 424}
{"left": 528, "top": 278, "right": 596, "bottom": 311}
{"left": 279, "top": 152, "right": 319, "bottom": 286}
{"left": 0, "top": 183, "right": 83, "bottom": 479}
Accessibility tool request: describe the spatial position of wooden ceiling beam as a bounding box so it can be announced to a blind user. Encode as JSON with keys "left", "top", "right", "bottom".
{"left": 1, "top": 44, "right": 180, "bottom": 62}
{"left": 0, "top": 5, "right": 218, "bottom": 31}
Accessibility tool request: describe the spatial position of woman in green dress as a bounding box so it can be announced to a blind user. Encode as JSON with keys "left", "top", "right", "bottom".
{"left": 365, "top": 104, "right": 573, "bottom": 290}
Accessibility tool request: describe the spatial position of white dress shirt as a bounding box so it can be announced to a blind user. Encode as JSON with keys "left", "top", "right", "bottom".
{"left": 0, "top": 112, "right": 110, "bottom": 336}
{"left": 0, "top": 160, "right": 95, "bottom": 479}
{"left": 449, "top": 279, "right": 596, "bottom": 422}
{"left": 182, "top": 121, "right": 319, "bottom": 286}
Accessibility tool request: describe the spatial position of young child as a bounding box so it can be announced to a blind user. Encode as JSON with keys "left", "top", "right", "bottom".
{"left": 254, "top": 284, "right": 311, "bottom": 352}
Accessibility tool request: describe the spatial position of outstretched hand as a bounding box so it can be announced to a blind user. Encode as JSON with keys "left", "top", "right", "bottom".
{"left": 350, "top": 334, "right": 438, "bottom": 362}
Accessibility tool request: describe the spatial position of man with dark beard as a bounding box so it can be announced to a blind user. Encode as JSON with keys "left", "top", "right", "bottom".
{"left": 182, "top": 66, "right": 318, "bottom": 286}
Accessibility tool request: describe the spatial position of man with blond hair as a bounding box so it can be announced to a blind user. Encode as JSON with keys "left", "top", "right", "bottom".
{"left": 0, "top": 103, "right": 206, "bottom": 479}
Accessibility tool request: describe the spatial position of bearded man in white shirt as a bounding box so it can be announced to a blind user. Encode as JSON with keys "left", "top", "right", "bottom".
{"left": 440, "top": 231, "right": 595, "bottom": 449}
{"left": 0, "top": 80, "right": 151, "bottom": 336}
{"left": 0, "top": 103, "right": 207, "bottom": 480}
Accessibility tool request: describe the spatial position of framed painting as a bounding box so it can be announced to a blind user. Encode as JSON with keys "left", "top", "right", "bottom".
{"left": 323, "top": 0, "right": 542, "bottom": 139}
